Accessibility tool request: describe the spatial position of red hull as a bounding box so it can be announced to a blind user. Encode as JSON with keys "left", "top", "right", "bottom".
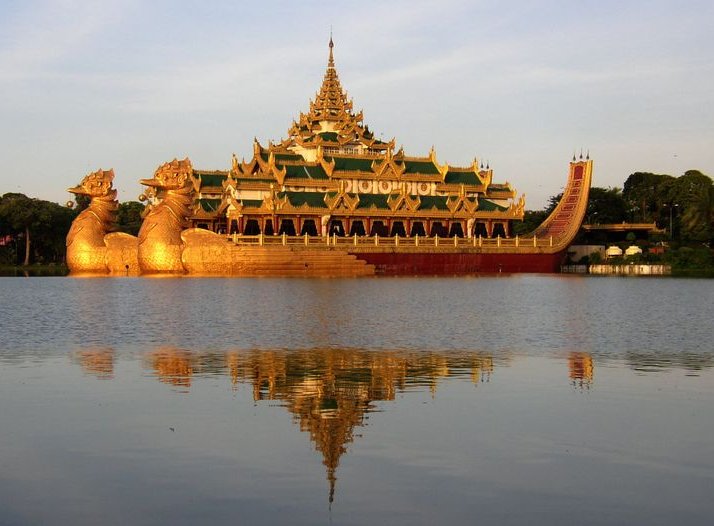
{"left": 353, "top": 251, "right": 567, "bottom": 275}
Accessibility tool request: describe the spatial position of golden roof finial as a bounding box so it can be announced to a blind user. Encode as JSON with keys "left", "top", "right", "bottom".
{"left": 281, "top": 34, "right": 384, "bottom": 149}
{"left": 328, "top": 33, "right": 335, "bottom": 69}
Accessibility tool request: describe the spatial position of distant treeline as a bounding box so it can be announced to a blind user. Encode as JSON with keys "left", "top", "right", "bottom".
{"left": 0, "top": 193, "right": 144, "bottom": 266}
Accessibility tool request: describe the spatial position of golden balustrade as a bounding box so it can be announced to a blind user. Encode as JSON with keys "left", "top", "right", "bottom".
{"left": 225, "top": 233, "right": 560, "bottom": 251}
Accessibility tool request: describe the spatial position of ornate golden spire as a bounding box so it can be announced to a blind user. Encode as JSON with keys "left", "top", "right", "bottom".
{"left": 277, "top": 37, "right": 391, "bottom": 152}
{"left": 311, "top": 37, "right": 350, "bottom": 121}
{"left": 328, "top": 34, "right": 335, "bottom": 69}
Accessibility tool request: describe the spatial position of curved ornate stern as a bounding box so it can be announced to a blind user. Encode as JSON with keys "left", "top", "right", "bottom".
{"left": 529, "top": 158, "right": 593, "bottom": 254}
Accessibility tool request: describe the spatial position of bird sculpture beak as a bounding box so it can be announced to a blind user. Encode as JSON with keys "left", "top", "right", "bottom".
{"left": 139, "top": 178, "right": 160, "bottom": 187}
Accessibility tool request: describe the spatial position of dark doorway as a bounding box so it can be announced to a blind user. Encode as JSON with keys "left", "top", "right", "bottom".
{"left": 300, "top": 219, "right": 318, "bottom": 236}
{"left": 474, "top": 222, "right": 488, "bottom": 238}
{"left": 448, "top": 222, "right": 464, "bottom": 238}
{"left": 429, "top": 222, "right": 447, "bottom": 237}
{"left": 197, "top": 223, "right": 209, "bottom": 230}
{"left": 329, "top": 220, "right": 345, "bottom": 236}
{"left": 264, "top": 220, "right": 274, "bottom": 236}
{"left": 390, "top": 221, "right": 406, "bottom": 237}
{"left": 244, "top": 219, "right": 261, "bottom": 235}
{"left": 279, "top": 219, "right": 296, "bottom": 236}
{"left": 410, "top": 221, "right": 426, "bottom": 237}
{"left": 369, "top": 220, "right": 388, "bottom": 237}
{"left": 492, "top": 223, "right": 506, "bottom": 238}
{"left": 229, "top": 220, "right": 239, "bottom": 235}
{"left": 349, "top": 220, "right": 366, "bottom": 236}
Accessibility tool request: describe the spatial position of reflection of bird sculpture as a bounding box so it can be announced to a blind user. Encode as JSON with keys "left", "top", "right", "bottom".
{"left": 138, "top": 158, "right": 195, "bottom": 274}
{"left": 66, "top": 169, "right": 118, "bottom": 274}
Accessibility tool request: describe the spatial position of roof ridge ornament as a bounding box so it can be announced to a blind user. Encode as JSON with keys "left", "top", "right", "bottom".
{"left": 328, "top": 35, "right": 335, "bottom": 69}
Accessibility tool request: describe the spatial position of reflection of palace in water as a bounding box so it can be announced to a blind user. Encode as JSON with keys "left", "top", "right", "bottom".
{"left": 142, "top": 348, "right": 499, "bottom": 502}
{"left": 70, "top": 346, "right": 714, "bottom": 502}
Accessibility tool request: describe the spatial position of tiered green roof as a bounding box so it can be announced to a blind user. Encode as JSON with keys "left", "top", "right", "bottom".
{"left": 327, "top": 156, "right": 375, "bottom": 172}
{"left": 187, "top": 38, "right": 523, "bottom": 225}
{"left": 356, "top": 193, "right": 388, "bottom": 210}
{"left": 278, "top": 192, "right": 328, "bottom": 208}
{"left": 235, "top": 191, "right": 508, "bottom": 214}
{"left": 403, "top": 160, "right": 441, "bottom": 175}
{"left": 198, "top": 198, "right": 221, "bottom": 212}
{"left": 418, "top": 196, "right": 449, "bottom": 211}
{"left": 284, "top": 165, "right": 329, "bottom": 180}
{"left": 445, "top": 171, "right": 480, "bottom": 185}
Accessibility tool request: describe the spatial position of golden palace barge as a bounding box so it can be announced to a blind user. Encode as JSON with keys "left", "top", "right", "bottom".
{"left": 66, "top": 39, "right": 592, "bottom": 277}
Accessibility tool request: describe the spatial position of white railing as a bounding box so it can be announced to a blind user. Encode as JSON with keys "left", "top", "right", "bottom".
{"left": 229, "top": 233, "right": 557, "bottom": 249}
{"left": 322, "top": 147, "right": 383, "bottom": 157}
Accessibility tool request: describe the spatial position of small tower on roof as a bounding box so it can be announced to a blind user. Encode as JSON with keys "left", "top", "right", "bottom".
{"left": 277, "top": 37, "right": 390, "bottom": 158}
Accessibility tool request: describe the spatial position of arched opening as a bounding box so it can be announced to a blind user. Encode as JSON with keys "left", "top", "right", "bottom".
{"left": 429, "top": 221, "right": 447, "bottom": 237}
{"left": 492, "top": 223, "right": 506, "bottom": 238}
{"left": 369, "top": 220, "right": 388, "bottom": 237}
{"left": 474, "top": 222, "right": 488, "bottom": 238}
{"left": 300, "top": 219, "right": 318, "bottom": 236}
{"left": 329, "top": 220, "right": 345, "bottom": 236}
{"left": 244, "top": 219, "right": 261, "bottom": 235}
{"left": 448, "top": 222, "right": 464, "bottom": 238}
{"left": 264, "top": 219, "right": 274, "bottom": 236}
{"left": 278, "top": 219, "right": 296, "bottom": 236}
{"left": 348, "top": 220, "right": 366, "bottom": 236}
{"left": 390, "top": 221, "right": 406, "bottom": 237}
{"left": 410, "top": 221, "right": 426, "bottom": 237}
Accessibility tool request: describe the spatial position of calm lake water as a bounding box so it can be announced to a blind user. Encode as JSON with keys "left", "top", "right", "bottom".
{"left": 1, "top": 275, "right": 713, "bottom": 525}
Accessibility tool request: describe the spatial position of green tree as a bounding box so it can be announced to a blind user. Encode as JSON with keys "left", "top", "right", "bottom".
{"left": 0, "top": 193, "right": 40, "bottom": 265}
{"left": 666, "top": 170, "right": 714, "bottom": 243}
{"left": 586, "top": 187, "right": 628, "bottom": 224}
{"left": 622, "top": 172, "right": 674, "bottom": 223}
{"left": 512, "top": 210, "right": 547, "bottom": 235}
{"left": 32, "top": 201, "right": 76, "bottom": 263}
{"left": 0, "top": 193, "right": 77, "bottom": 265}
{"left": 116, "top": 201, "right": 145, "bottom": 236}
{"left": 73, "top": 193, "right": 90, "bottom": 213}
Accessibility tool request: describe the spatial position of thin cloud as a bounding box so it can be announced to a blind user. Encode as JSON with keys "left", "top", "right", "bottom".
{"left": 0, "top": 0, "right": 132, "bottom": 81}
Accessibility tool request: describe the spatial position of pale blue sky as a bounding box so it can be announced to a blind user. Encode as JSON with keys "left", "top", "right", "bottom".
{"left": 1, "top": 0, "right": 712, "bottom": 208}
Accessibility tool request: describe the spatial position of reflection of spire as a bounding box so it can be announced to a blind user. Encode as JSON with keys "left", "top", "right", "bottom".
{"left": 225, "top": 349, "right": 499, "bottom": 503}
{"left": 297, "top": 395, "right": 365, "bottom": 505}
{"left": 328, "top": 466, "right": 336, "bottom": 506}
{"left": 568, "top": 352, "right": 594, "bottom": 388}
